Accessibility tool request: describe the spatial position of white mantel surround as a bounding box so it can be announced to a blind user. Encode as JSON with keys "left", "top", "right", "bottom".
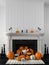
{"left": 6, "top": 32, "right": 44, "bottom": 53}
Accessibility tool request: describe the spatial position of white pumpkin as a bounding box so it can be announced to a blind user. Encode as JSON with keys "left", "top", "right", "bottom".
{"left": 21, "top": 58, "right": 25, "bottom": 61}
{"left": 30, "top": 55, "right": 35, "bottom": 60}
{"left": 22, "top": 50, "right": 27, "bottom": 54}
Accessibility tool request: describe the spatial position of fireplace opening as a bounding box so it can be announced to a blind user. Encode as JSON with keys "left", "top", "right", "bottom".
{"left": 12, "top": 40, "right": 37, "bottom": 54}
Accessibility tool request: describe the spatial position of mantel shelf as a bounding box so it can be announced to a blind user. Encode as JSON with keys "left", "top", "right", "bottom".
{"left": 6, "top": 32, "right": 44, "bottom": 37}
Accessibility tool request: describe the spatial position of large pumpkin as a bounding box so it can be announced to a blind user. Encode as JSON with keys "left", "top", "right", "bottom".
{"left": 7, "top": 51, "right": 14, "bottom": 59}
{"left": 35, "top": 52, "right": 42, "bottom": 60}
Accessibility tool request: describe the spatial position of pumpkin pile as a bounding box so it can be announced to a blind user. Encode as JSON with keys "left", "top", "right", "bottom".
{"left": 7, "top": 46, "right": 42, "bottom": 61}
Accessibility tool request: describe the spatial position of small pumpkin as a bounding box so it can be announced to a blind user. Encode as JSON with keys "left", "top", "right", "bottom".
{"left": 22, "top": 49, "right": 27, "bottom": 54}
{"left": 16, "top": 29, "right": 19, "bottom": 33}
{"left": 19, "top": 46, "right": 24, "bottom": 51}
{"left": 26, "top": 55, "right": 30, "bottom": 60}
{"left": 20, "top": 54, "right": 25, "bottom": 59}
{"left": 29, "top": 48, "right": 34, "bottom": 54}
{"left": 30, "top": 55, "right": 35, "bottom": 60}
{"left": 35, "top": 52, "right": 42, "bottom": 60}
{"left": 7, "top": 51, "right": 14, "bottom": 59}
{"left": 21, "top": 58, "right": 25, "bottom": 61}
{"left": 27, "top": 52, "right": 32, "bottom": 55}
{"left": 16, "top": 49, "right": 21, "bottom": 55}
{"left": 29, "top": 30, "right": 34, "bottom": 33}
{"left": 16, "top": 56, "right": 21, "bottom": 61}
{"left": 25, "top": 46, "right": 28, "bottom": 50}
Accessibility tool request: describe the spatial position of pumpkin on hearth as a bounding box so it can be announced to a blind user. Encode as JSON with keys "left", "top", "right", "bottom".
{"left": 20, "top": 54, "right": 25, "bottom": 59}
{"left": 16, "top": 55, "right": 25, "bottom": 61}
{"left": 26, "top": 49, "right": 29, "bottom": 52}
{"left": 7, "top": 51, "right": 14, "bottom": 59}
{"left": 16, "top": 49, "right": 21, "bottom": 55}
{"left": 25, "top": 46, "right": 28, "bottom": 50}
{"left": 29, "top": 48, "right": 34, "bottom": 54}
{"left": 19, "top": 46, "right": 24, "bottom": 51}
{"left": 26, "top": 55, "right": 30, "bottom": 60}
{"left": 27, "top": 51, "right": 32, "bottom": 56}
{"left": 16, "top": 56, "right": 21, "bottom": 61}
{"left": 35, "top": 52, "right": 42, "bottom": 60}
{"left": 30, "top": 55, "right": 35, "bottom": 60}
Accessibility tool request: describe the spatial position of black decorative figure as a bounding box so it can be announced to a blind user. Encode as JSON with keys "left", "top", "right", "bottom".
{"left": 26, "top": 29, "right": 28, "bottom": 33}
{"left": 1, "top": 47, "right": 3, "bottom": 54}
{"left": 21, "top": 30, "right": 23, "bottom": 33}
{"left": 47, "top": 47, "right": 48, "bottom": 54}
{"left": 3, "top": 44, "right": 5, "bottom": 54}
{"left": 44, "top": 44, "right": 47, "bottom": 54}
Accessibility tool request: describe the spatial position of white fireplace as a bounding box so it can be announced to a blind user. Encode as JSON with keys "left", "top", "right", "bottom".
{"left": 6, "top": 32, "right": 44, "bottom": 53}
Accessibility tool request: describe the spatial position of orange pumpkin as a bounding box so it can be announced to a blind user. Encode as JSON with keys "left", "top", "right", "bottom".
{"left": 26, "top": 55, "right": 30, "bottom": 60}
{"left": 20, "top": 54, "right": 25, "bottom": 59}
{"left": 16, "top": 29, "right": 19, "bottom": 33}
{"left": 19, "top": 46, "right": 24, "bottom": 51}
{"left": 29, "top": 48, "right": 34, "bottom": 54}
{"left": 7, "top": 51, "right": 14, "bottom": 59}
{"left": 27, "top": 52, "right": 32, "bottom": 55}
{"left": 16, "top": 49, "right": 21, "bottom": 55}
{"left": 25, "top": 46, "right": 28, "bottom": 50}
{"left": 29, "top": 30, "right": 34, "bottom": 33}
{"left": 35, "top": 52, "right": 42, "bottom": 60}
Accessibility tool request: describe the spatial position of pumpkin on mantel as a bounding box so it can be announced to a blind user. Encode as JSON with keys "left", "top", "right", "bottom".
{"left": 35, "top": 52, "right": 42, "bottom": 60}
{"left": 16, "top": 29, "right": 20, "bottom": 33}
{"left": 7, "top": 51, "right": 14, "bottom": 59}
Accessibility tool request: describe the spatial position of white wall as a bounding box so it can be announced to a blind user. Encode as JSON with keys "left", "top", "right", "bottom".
{"left": 0, "top": 0, "right": 45, "bottom": 55}
{"left": 0, "top": 5, "right": 6, "bottom": 53}
{"left": 6, "top": 0, "right": 44, "bottom": 33}
{"left": 44, "top": 4, "right": 49, "bottom": 53}
{"left": 5, "top": 0, "right": 45, "bottom": 55}
{"left": 0, "top": 0, "right": 49, "bottom": 55}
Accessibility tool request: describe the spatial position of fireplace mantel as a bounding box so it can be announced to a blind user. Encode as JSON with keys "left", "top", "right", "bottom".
{"left": 6, "top": 32, "right": 44, "bottom": 37}
{"left": 6, "top": 32, "right": 44, "bottom": 53}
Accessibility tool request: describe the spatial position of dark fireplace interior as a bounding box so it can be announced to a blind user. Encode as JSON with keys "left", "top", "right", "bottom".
{"left": 12, "top": 40, "right": 37, "bottom": 54}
